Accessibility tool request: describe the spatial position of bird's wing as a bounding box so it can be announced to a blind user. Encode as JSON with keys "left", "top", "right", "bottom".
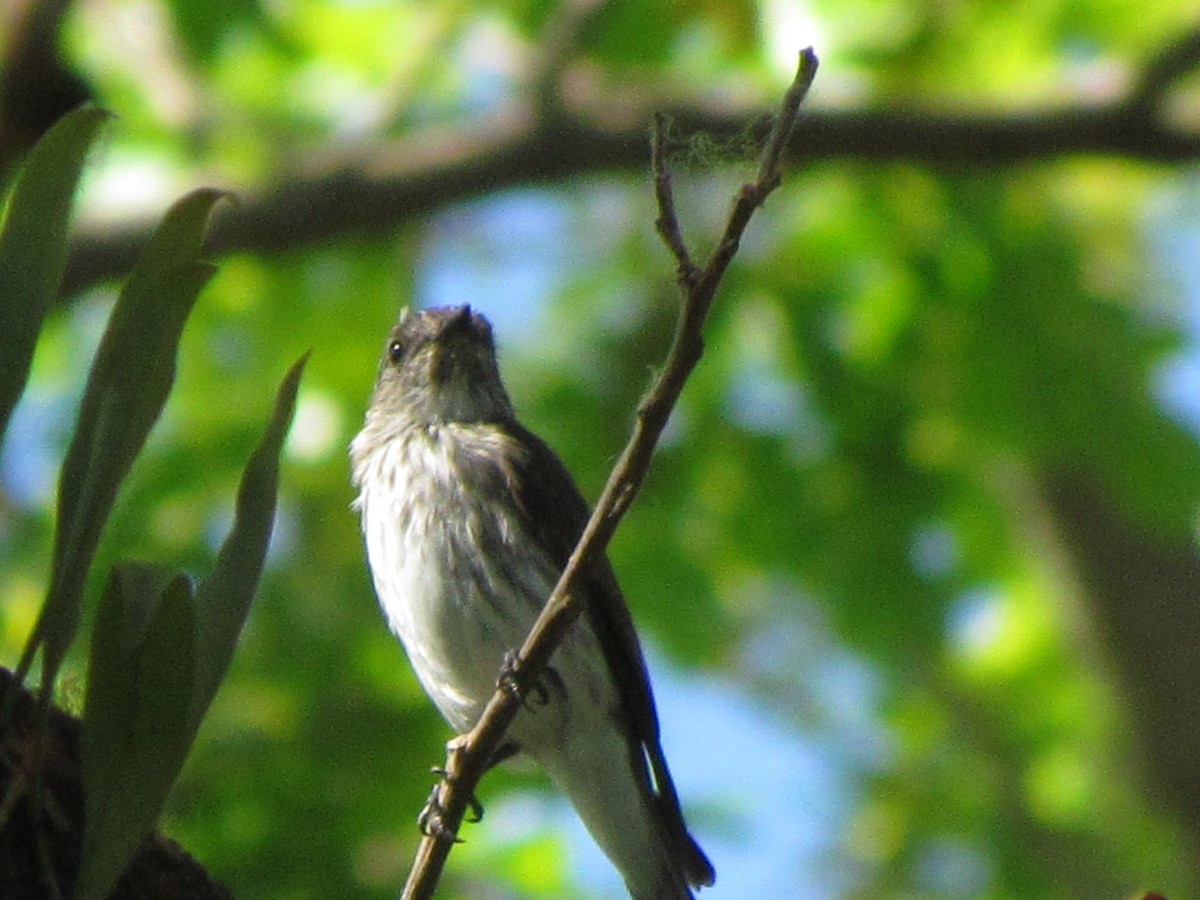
{"left": 498, "top": 420, "right": 713, "bottom": 886}
{"left": 498, "top": 420, "right": 660, "bottom": 740}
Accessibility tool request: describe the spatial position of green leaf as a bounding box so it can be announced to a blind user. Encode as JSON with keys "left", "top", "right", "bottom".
{"left": 121, "top": 187, "right": 231, "bottom": 288}
{"left": 190, "top": 352, "right": 307, "bottom": 726}
{"left": 16, "top": 188, "right": 227, "bottom": 690}
{"left": 77, "top": 562, "right": 196, "bottom": 900}
{"left": 0, "top": 107, "right": 110, "bottom": 442}
{"left": 74, "top": 353, "right": 305, "bottom": 898}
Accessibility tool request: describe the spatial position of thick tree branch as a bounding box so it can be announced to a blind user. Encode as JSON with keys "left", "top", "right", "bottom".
{"left": 0, "top": 668, "right": 234, "bottom": 899}
{"left": 1042, "top": 472, "right": 1200, "bottom": 852}
{"left": 60, "top": 29, "right": 1200, "bottom": 298}
{"left": 400, "top": 46, "right": 818, "bottom": 900}
{"left": 528, "top": 0, "right": 611, "bottom": 117}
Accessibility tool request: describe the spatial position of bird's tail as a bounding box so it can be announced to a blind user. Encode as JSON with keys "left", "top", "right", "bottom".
{"left": 534, "top": 729, "right": 713, "bottom": 900}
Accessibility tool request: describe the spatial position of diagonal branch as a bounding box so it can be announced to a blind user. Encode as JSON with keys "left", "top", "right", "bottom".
{"left": 399, "top": 46, "right": 818, "bottom": 900}
{"left": 528, "top": 0, "right": 611, "bottom": 117}
{"left": 1126, "top": 28, "right": 1200, "bottom": 116}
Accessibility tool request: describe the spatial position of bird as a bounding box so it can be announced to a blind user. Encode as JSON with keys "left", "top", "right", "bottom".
{"left": 350, "top": 304, "right": 714, "bottom": 899}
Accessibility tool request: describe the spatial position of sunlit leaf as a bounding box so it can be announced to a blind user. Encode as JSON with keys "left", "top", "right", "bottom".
{"left": 18, "top": 189, "right": 227, "bottom": 690}
{"left": 0, "top": 107, "right": 109, "bottom": 442}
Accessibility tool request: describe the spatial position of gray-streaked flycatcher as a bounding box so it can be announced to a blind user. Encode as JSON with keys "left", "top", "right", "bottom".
{"left": 350, "top": 305, "right": 714, "bottom": 899}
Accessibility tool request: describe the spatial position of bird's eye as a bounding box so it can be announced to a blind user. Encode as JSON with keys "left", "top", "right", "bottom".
{"left": 387, "top": 340, "right": 404, "bottom": 364}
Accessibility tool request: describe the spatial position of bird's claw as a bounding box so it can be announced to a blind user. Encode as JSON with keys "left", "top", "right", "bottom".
{"left": 465, "top": 793, "right": 484, "bottom": 823}
{"left": 418, "top": 779, "right": 462, "bottom": 842}
{"left": 497, "top": 650, "right": 526, "bottom": 700}
{"left": 498, "top": 650, "right": 554, "bottom": 707}
{"left": 418, "top": 766, "right": 483, "bottom": 840}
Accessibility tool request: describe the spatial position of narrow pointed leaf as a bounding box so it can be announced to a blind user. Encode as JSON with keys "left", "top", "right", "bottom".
{"left": 0, "top": 107, "right": 110, "bottom": 441}
{"left": 122, "top": 187, "right": 231, "bottom": 286}
{"left": 77, "top": 563, "right": 196, "bottom": 900}
{"left": 191, "top": 353, "right": 307, "bottom": 724}
{"left": 18, "top": 188, "right": 227, "bottom": 689}
{"left": 78, "top": 562, "right": 179, "bottom": 816}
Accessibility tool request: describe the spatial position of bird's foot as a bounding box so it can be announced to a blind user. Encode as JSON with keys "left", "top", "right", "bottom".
{"left": 417, "top": 779, "right": 459, "bottom": 841}
{"left": 418, "top": 766, "right": 483, "bottom": 840}
{"left": 498, "top": 651, "right": 559, "bottom": 707}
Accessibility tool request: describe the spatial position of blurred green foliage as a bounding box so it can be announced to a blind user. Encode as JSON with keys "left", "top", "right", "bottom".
{"left": 3, "top": 0, "right": 1200, "bottom": 898}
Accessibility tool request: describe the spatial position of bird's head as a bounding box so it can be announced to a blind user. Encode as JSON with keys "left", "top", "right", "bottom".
{"left": 368, "top": 305, "right": 514, "bottom": 427}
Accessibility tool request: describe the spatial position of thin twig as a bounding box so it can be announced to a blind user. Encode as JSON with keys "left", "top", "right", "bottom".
{"left": 652, "top": 114, "right": 698, "bottom": 287}
{"left": 756, "top": 51, "right": 819, "bottom": 188}
{"left": 400, "top": 48, "right": 818, "bottom": 900}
